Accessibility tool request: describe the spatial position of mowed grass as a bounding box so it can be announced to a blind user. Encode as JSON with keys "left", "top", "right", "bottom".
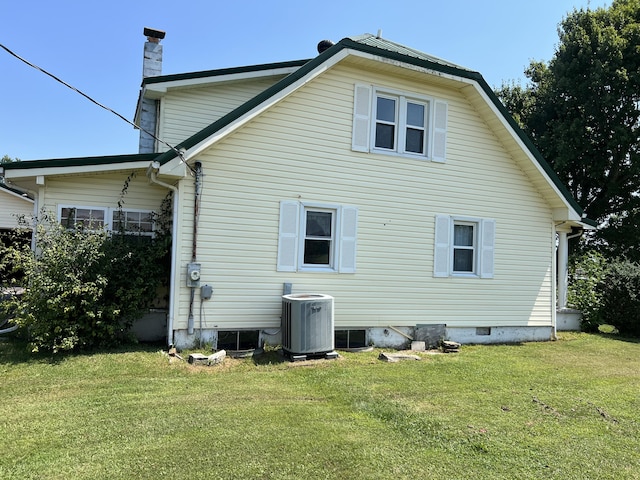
{"left": 1, "top": 332, "right": 639, "bottom": 479}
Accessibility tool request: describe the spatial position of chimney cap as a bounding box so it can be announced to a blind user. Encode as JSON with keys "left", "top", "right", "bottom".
{"left": 144, "top": 27, "right": 166, "bottom": 40}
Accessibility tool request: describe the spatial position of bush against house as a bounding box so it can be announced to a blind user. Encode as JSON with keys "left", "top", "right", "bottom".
{"left": 1, "top": 202, "right": 171, "bottom": 353}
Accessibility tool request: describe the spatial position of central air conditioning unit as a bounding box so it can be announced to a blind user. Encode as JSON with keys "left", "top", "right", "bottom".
{"left": 281, "top": 293, "right": 334, "bottom": 357}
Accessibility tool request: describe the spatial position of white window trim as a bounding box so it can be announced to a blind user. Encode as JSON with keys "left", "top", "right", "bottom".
{"left": 277, "top": 201, "right": 358, "bottom": 274}
{"left": 58, "top": 205, "right": 155, "bottom": 236}
{"left": 352, "top": 83, "right": 448, "bottom": 163}
{"left": 451, "top": 218, "right": 479, "bottom": 277}
{"left": 372, "top": 88, "right": 430, "bottom": 159}
{"left": 58, "top": 205, "right": 108, "bottom": 231}
{"left": 112, "top": 208, "right": 155, "bottom": 237}
{"left": 434, "top": 214, "right": 495, "bottom": 279}
{"left": 299, "top": 204, "right": 337, "bottom": 272}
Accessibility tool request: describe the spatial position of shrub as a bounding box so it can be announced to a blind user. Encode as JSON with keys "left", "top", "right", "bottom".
{"left": 599, "top": 259, "right": 640, "bottom": 337}
{"left": 567, "top": 251, "right": 606, "bottom": 332}
{"left": 1, "top": 200, "right": 171, "bottom": 353}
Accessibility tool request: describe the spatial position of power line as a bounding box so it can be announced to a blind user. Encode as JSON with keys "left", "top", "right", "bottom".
{"left": 0, "top": 42, "right": 187, "bottom": 162}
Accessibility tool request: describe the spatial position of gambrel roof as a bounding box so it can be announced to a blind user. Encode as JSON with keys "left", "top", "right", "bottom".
{"left": 2, "top": 34, "right": 594, "bottom": 227}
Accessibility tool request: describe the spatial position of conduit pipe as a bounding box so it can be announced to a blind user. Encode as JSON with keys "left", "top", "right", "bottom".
{"left": 148, "top": 162, "right": 179, "bottom": 346}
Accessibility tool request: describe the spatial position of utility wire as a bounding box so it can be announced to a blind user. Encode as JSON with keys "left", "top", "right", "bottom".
{"left": 0, "top": 42, "right": 188, "bottom": 163}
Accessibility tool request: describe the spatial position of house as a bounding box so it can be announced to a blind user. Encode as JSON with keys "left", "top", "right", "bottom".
{"left": 0, "top": 30, "right": 594, "bottom": 349}
{"left": 0, "top": 182, "right": 33, "bottom": 239}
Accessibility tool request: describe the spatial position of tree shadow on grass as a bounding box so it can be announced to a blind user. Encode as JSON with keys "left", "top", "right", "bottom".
{"left": 0, "top": 335, "right": 166, "bottom": 366}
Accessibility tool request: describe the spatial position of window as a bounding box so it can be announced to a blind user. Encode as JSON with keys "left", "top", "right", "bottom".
{"left": 277, "top": 201, "right": 358, "bottom": 273}
{"left": 374, "top": 94, "right": 428, "bottom": 156}
{"left": 453, "top": 222, "right": 476, "bottom": 273}
{"left": 434, "top": 215, "right": 495, "bottom": 278}
{"left": 217, "top": 330, "right": 260, "bottom": 351}
{"left": 112, "top": 209, "right": 154, "bottom": 236}
{"left": 352, "top": 84, "right": 448, "bottom": 162}
{"left": 59, "top": 206, "right": 106, "bottom": 230}
{"left": 58, "top": 205, "right": 154, "bottom": 236}
{"left": 303, "top": 209, "right": 334, "bottom": 267}
{"left": 335, "top": 329, "right": 367, "bottom": 349}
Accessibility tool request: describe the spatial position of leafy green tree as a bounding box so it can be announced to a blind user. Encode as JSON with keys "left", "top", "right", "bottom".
{"left": 497, "top": 0, "right": 640, "bottom": 257}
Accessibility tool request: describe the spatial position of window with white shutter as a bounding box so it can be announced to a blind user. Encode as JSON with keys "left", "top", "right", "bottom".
{"left": 277, "top": 201, "right": 358, "bottom": 273}
{"left": 352, "top": 84, "right": 448, "bottom": 162}
{"left": 433, "top": 215, "right": 495, "bottom": 278}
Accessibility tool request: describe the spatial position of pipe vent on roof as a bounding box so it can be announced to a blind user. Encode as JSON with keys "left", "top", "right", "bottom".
{"left": 317, "top": 39, "right": 335, "bottom": 54}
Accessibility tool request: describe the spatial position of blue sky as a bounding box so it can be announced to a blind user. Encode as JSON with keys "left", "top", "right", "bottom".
{"left": 1, "top": 0, "right": 609, "bottom": 161}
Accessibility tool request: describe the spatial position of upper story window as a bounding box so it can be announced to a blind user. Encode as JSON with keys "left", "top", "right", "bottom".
{"left": 374, "top": 94, "right": 428, "bottom": 156}
{"left": 352, "top": 84, "right": 448, "bottom": 162}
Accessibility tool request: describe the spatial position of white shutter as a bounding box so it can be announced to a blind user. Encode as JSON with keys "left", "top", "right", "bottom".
{"left": 338, "top": 206, "right": 358, "bottom": 273}
{"left": 352, "top": 84, "right": 372, "bottom": 152}
{"left": 480, "top": 219, "right": 496, "bottom": 278}
{"left": 277, "top": 201, "right": 300, "bottom": 272}
{"left": 432, "top": 100, "right": 448, "bottom": 163}
{"left": 433, "top": 214, "right": 451, "bottom": 277}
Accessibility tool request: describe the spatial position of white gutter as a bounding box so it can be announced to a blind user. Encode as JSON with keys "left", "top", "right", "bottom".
{"left": 148, "top": 162, "right": 179, "bottom": 347}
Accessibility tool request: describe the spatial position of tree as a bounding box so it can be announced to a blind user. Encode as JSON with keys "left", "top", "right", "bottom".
{"left": 1, "top": 155, "right": 20, "bottom": 184}
{"left": 497, "top": 0, "right": 640, "bottom": 257}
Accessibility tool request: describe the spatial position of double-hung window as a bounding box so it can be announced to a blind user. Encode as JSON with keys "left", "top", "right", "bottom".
{"left": 374, "top": 94, "right": 428, "bottom": 156}
{"left": 302, "top": 209, "right": 335, "bottom": 267}
{"left": 352, "top": 84, "right": 448, "bottom": 162}
{"left": 434, "top": 214, "right": 495, "bottom": 278}
{"left": 452, "top": 222, "right": 476, "bottom": 274}
{"left": 277, "top": 201, "right": 358, "bottom": 273}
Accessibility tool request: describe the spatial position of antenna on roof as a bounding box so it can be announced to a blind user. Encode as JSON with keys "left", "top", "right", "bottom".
{"left": 376, "top": 29, "right": 382, "bottom": 38}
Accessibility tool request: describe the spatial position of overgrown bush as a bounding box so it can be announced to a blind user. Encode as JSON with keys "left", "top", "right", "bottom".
{"left": 0, "top": 196, "right": 171, "bottom": 353}
{"left": 567, "top": 251, "right": 606, "bottom": 332}
{"left": 599, "top": 259, "right": 640, "bottom": 337}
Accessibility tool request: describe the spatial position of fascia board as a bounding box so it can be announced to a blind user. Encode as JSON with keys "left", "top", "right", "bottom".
{"left": 464, "top": 80, "right": 584, "bottom": 220}
{"left": 181, "top": 49, "right": 351, "bottom": 162}
{"left": 0, "top": 186, "right": 34, "bottom": 203}
{"left": 4, "top": 161, "right": 152, "bottom": 179}
{"left": 144, "top": 66, "right": 303, "bottom": 95}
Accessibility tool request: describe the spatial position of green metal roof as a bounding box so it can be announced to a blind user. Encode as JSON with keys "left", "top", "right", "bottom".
{"left": 2, "top": 153, "right": 157, "bottom": 170}
{"left": 142, "top": 60, "right": 309, "bottom": 86}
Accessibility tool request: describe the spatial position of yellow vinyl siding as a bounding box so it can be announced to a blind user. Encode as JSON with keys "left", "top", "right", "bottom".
{"left": 0, "top": 192, "right": 33, "bottom": 229}
{"left": 159, "top": 76, "right": 288, "bottom": 150}
{"left": 40, "top": 171, "right": 169, "bottom": 216}
{"left": 171, "top": 62, "right": 555, "bottom": 332}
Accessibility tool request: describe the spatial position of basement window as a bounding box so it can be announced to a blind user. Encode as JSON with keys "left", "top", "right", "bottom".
{"left": 217, "top": 330, "right": 260, "bottom": 351}
{"left": 476, "top": 327, "right": 491, "bottom": 336}
{"left": 335, "top": 329, "right": 367, "bottom": 349}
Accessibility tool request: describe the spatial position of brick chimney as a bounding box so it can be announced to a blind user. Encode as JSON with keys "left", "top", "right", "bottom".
{"left": 139, "top": 28, "right": 165, "bottom": 153}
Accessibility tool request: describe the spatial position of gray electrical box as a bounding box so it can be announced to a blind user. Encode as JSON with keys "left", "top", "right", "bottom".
{"left": 201, "top": 284, "right": 213, "bottom": 300}
{"left": 186, "top": 262, "right": 201, "bottom": 287}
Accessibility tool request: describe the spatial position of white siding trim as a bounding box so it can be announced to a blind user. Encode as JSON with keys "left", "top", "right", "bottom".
{"left": 338, "top": 206, "right": 358, "bottom": 273}
{"left": 352, "top": 84, "right": 372, "bottom": 152}
{"left": 432, "top": 100, "right": 448, "bottom": 163}
{"left": 277, "top": 200, "right": 300, "bottom": 272}
{"left": 433, "top": 214, "right": 451, "bottom": 277}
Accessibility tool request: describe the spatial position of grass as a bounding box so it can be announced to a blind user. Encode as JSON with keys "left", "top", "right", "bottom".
{"left": 1, "top": 332, "right": 639, "bottom": 479}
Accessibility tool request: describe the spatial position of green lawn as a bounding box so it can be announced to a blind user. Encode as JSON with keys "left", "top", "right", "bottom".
{"left": 1, "top": 332, "right": 639, "bottom": 479}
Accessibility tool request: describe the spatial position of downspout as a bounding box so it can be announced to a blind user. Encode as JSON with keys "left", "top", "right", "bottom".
{"left": 148, "top": 162, "right": 179, "bottom": 347}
